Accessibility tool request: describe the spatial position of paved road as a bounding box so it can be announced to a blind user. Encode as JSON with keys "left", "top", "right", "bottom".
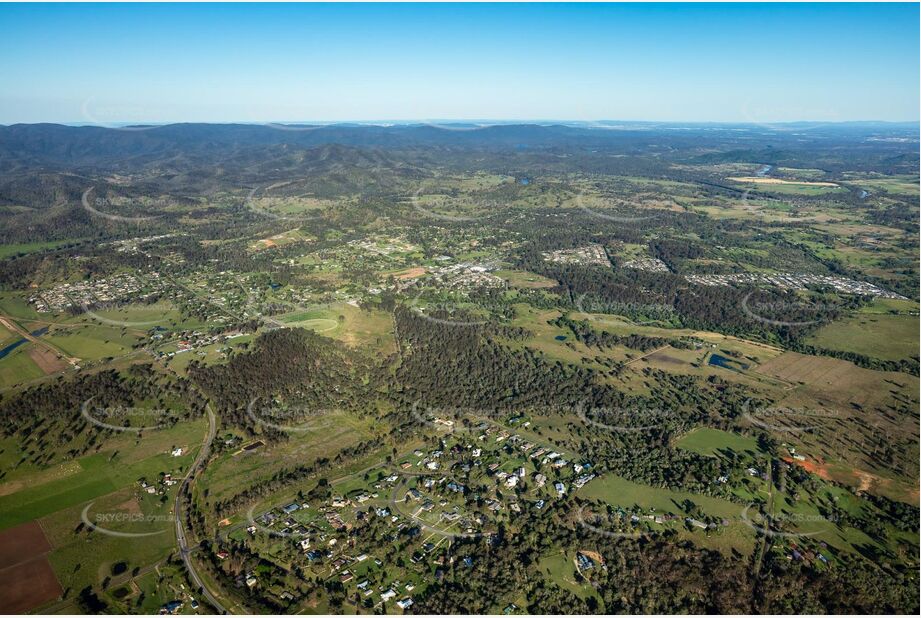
{"left": 174, "top": 405, "right": 227, "bottom": 614}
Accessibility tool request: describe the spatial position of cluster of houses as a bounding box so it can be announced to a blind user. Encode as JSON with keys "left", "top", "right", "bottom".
{"left": 139, "top": 472, "right": 178, "bottom": 496}
{"left": 542, "top": 245, "right": 610, "bottom": 267}
{"left": 111, "top": 233, "right": 177, "bottom": 254}
{"left": 29, "top": 272, "right": 168, "bottom": 313}
{"left": 347, "top": 235, "right": 417, "bottom": 258}
{"left": 425, "top": 262, "right": 505, "bottom": 290}
{"left": 622, "top": 257, "right": 670, "bottom": 273}
{"left": 394, "top": 426, "right": 598, "bottom": 528}
{"left": 355, "top": 575, "right": 414, "bottom": 610}
{"left": 234, "top": 424, "right": 600, "bottom": 612}
{"left": 153, "top": 329, "right": 247, "bottom": 358}
{"left": 686, "top": 272, "right": 906, "bottom": 299}
{"left": 595, "top": 505, "right": 731, "bottom": 532}
{"left": 779, "top": 539, "right": 832, "bottom": 567}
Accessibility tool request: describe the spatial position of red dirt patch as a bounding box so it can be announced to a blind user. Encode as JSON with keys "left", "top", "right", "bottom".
{"left": 783, "top": 457, "right": 920, "bottom": 504}
{"left": 783, "top": 456, "right": 834, "bottom": 481}
{"left": 578, "top": 549, "right": 605, "bottom": 565}
{"left": 114, "top": 496, "right": 143, "bottom": 516}
{"left": 395, "top": 267, "right": 426, "bottom": 280}
{"left": 27, "top": 346, "right": 68, "bottom": 374}
{"left": 0, "top": 521, "right": 51, "bottom": 569}
{"left": 0, "top": 521, "right": 62, "bottom": 612}
{"left": 0, "top": 556, "right": 63, "bottom": 613}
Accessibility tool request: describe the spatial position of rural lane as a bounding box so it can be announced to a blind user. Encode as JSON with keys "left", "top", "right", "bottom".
{"left": 174, "top": 405, "right": 227, "bottom": 614}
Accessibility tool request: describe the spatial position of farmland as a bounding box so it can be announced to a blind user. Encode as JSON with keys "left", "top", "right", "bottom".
{"left": 0, "top": 120, "right": 917, "bottom": 613}
{"left": 808, "top": 313, "right": 919, "bottom": 361}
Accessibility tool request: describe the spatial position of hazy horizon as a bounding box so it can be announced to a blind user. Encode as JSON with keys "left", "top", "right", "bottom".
{"left": 6, "top": 118, "right": 920, "bottom": 128}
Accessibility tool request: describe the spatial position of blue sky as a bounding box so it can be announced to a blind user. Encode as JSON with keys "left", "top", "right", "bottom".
{"left": 0, "top": 2, "right": 917, "bottom": 124}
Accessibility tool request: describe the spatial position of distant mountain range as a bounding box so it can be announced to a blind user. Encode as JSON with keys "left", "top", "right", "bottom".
{"left": 1, "top": 121, "right": 917, "bottom": 170}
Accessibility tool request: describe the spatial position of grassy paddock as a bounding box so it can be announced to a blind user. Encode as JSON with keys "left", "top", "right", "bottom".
{"left": 676, "top": 427, "right": 764, "bottom": 458}
{"left": 808, "top": 313, "right": 919, "bottom": 361}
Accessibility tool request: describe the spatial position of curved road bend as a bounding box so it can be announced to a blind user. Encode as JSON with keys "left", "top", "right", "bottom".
{"left": 174, "top": 405, "right": 228, "bottom": 614}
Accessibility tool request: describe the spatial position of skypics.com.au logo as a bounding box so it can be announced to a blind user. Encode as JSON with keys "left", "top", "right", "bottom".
{"left": 81, "top": 397, "right": 171, "bottom": 433}
{"left": 245, "top": 397, "right": 335, "bottom": 433}
{"left": 82, "top": 186, "right": 160, "bottom": 223}
{"left": 740, "top": 292, "right": 838, "bottom": 327}
{"left": 741, "top": 400, "right": 838, "bottom": 434}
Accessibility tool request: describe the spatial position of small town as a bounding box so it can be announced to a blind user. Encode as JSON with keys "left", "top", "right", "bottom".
{"left": 542, "top": 245, "right": 610, "bottom": 267}
{"left": 685, "top": 272, "right": 907, "bottom": 299}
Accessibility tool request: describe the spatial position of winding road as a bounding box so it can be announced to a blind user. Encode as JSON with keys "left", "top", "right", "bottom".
{"left": 174, "top": 405, "right": 227, "bottom": 614}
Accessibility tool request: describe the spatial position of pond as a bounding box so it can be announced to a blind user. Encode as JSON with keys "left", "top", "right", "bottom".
{"left": 708, "top": 353, "right": 749, "bottom": 371}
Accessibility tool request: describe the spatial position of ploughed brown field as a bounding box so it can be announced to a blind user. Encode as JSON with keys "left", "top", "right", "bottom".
{"left": 0, "top": 520, "right": 63, "bottom": 613}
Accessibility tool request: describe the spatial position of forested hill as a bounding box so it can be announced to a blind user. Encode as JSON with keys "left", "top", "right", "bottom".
{"left": 1, "top": 121, "right": 917, "bottom": 171}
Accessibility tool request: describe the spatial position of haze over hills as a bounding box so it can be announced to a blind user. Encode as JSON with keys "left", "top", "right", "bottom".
{"left": 1, "top": 121, "right": 916, "bottom": 173}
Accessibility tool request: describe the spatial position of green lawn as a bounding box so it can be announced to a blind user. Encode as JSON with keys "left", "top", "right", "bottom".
{"left": 199, "top": 411, "right": 375, "bottom": 505}
{"left": 675, "top": 427, "right": 764, "bottom": 458}
{"left": 279, "top": 309, "right": 328, "bottom": 323}
{"left": 758, "top": 184, "right": 845, "bottom": 196}
{"left": 579, "top": 474, "right": 757, "bottom": 555}
{"left": 857, "top": 298, "right": 920, "bottom": 314}
{"left": 84, "top": 302, "right": 193, "bottom": 331}
{"left": 494, "top": 269, "right": 557, "bottom": 289}
{"left": 537, "top": 552, "right": 597, "bottom": 600}
{"left": 0, "top": 293, "right": 42, "bottom": 320}
{"left": 847, "top": 175, "right": 920, "bottom": 196}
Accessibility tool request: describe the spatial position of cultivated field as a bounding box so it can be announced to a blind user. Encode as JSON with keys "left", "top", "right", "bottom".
{"left": 0, "top": 521, "right": 62, "bottom": 613}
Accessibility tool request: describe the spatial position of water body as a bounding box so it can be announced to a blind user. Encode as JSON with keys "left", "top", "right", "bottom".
{"left": 0, "top": 326, "right": 48, "bottom": 360}
{"left": 519, "top": 177, "right": 531, "bottom": 186}
{"left": 0, "top": 338, "right": 28, "bottom": 360}
{"left": 708, "top": 353, "right": 749, "bottom": 372}
{"left": 554, "top": 334, "right": 567, "bottom": 341}
{"left": 755, "top": 165, "right": 773, "bottom": 178}
{"left": 859, "top": 190, "right": 869, "bottom": 199}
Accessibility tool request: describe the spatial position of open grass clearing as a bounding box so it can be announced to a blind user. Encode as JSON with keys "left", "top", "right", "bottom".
{"left": 807, "top": 313, "right": 919, "bottom": 362}
{"left": 675, "top": 427, "right": 764, "bottom": 459}
{"left": 0, "top": 344, "right": 45, "bottom": 389}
